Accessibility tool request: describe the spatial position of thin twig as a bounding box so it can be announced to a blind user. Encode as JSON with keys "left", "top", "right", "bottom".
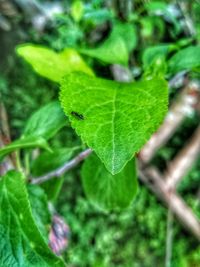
{"left": 0, "top": 95, "right": 14, "bottom": 175}
{"left": 165, "top": 209, "right": 173, "bottom": 267}
{"left": 30, "top": 148, "right": 92, "bottom": 185}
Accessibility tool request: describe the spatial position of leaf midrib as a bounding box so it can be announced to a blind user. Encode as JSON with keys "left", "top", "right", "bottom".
{"left": 111, "top": 89, "right": 117, "bottom": 174}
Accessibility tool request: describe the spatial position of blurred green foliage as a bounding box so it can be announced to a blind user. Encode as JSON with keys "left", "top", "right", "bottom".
{"left": 59, "top": 173, "right": 200, "bottom": 267}
{"left": 1, "top": 0, "right": 200, "bottom": 266}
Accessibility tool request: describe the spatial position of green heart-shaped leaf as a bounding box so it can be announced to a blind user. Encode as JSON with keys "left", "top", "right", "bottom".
{"left": 81, "top": 153, "right": 138, "bottom": 210}
{"left": 60, "top": 73, "right": 168, "bottom": 174}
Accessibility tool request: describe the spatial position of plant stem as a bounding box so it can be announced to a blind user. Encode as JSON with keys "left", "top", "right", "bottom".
{"left": 24, "top": 151, "right": 30, "bottom": 176}
{"left": 165, "top": 209, "right": 173, "bottom": 267}
{"left": 15, "top": 150, "right": 22, "bottom": 171}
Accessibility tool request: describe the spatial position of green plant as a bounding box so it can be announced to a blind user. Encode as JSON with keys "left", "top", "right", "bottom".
{"left": 1, "top": 1, "right": 200, "bottom": 266}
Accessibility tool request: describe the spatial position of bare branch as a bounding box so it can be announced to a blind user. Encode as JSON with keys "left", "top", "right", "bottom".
{"left": 139, "top": 81, "right": 200, "bottom": 163}
{"left": 0, "top": 0, "right": 18, "bottom": 16}
{"left": 0, "top": 96, "right": 14, "bottom": 175}
{"left": 30, "top": 148, "right": 92, "bottom": 185}
{"left": 165, "top": 125, "right": 200, "bottom": 189}
{"left": 138, "top": 162, "right": 200, "bottom": 240}
{"left": 0, "top": 96, "right": 11, "bottom": 144}
{"left": 178, "top": 1, "right": 196, "bottom": 37}
{"left": 110, "top": 64, "right": 132, "bottom": 82}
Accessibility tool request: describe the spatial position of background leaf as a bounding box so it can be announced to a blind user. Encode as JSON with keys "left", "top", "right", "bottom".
{"left": 71, "top": 0, "right": 84, "bottom": 22}
{"left": 23, "top": 101, "right": 67, "bottom": 140}
{"left": 0, "top": 101, "right": 66, "bottom": 161}
{"left": 145, "top": 1, "right": 181, "bottom": 35}
{"left": 80, "top": 22, "right": 137, "bottom": 66}
{"left": 60, "top": 73, "right": 168, "bottom": 174}
{"left": 0, "top": 171, "right": 65, "bottom": 267}
{"left": 168, "top": 46, "right": 200, "bottom": 74}
{"left": 16, "top": 45, "right": 94, "bottom": 82}
{"left": 83, "top": 8, "right": 113, "bottom": 25}
{"left": 142, "top": 44, "right": 175, "bottom": 68}
{"left": 81, "top": 153, "right": 138, "bottom": 210}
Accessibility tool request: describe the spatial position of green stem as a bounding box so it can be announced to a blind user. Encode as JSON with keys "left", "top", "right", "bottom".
{"left": 24, "top": 151, "right": 30, "bottom": 176}
{"left": 15, "top": 150, "right": 22, "bottom": 172}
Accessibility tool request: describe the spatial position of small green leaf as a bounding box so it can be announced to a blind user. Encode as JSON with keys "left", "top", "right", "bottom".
{"left": 71, "top": 0, "right": 84, "bottom": 22}
{"left": 143, "top": 57, "right": 167, "bottom": 78}
{"left": 0, "top": 101, "right": 67, "bottom": 161}
{"left": 0, "top": 171, "right": 65, "bottom": 267}
{"left": 31, "top": 148, "right": 76, "bottom": 200}
{"left": 0, "top": 136, "right": 51, "bottom": 161}
{"left": 112, "top": 21, "right": 137, "bottom": 53}
{"left": 142, "top": 44, "right": 175, "bottom": 68}
{"left": 23, "top": 101, "right": 67, "bottom": 140}
{"left": 16, "top": 44, "right": 94, "bottom": 82}
{"left": 81, "top": 153, "right": 138, "bottom": 210}
{"left": 83, "top": 8, "right": 113, "bottom": 25}
{"left": 60, "top": 73, "right": 168, "bottom": 174}
{"left": 145, "top": 1, "right": 168, "bottom": 13}
{"left": 80, "top": 22, "right": 137, "bottom": 66}
{"left": 168, "top": 46, "right": 200, "bottom": 75}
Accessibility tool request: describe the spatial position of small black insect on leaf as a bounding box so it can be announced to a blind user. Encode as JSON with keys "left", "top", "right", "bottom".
{"left": 71, "top": 111, "right": 84, "bottom": 120}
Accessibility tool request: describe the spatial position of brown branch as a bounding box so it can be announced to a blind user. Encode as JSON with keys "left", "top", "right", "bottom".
{"left": 164, "top": 125, "right": 200, "bottom": 189}
{"left": 138, "top": 162, "right": 200, "bottom": 240}
{"left": 0, "top": 0, "right": 18, "bottom": 18}
{"left": 110, "top": 64, "right": 132, "bottom": 82}
{"left": 30, "top": 148, "right": 92, "bottom": 185}
{"left": 0, "top": 96, "right": 11, "bottom": 144}
{"left": 139, "top": 81, "right": 200, "bottom": 163}
{"left": 178, "top": 1, "right": 196, "bottom": 37}
{"left": 0, "top": 96, "right": 14, "bottom": 175}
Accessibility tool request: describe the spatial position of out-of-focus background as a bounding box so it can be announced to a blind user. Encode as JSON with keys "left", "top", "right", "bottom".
{"left": 0, "top": 1, "right": 200, "bottom": 266}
